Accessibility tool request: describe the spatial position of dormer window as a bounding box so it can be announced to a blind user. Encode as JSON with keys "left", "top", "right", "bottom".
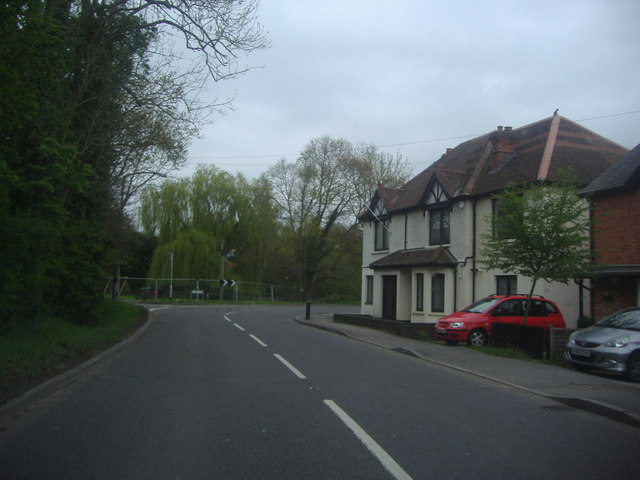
{"left": 425, "top": 178, "right": 451, "bottom": 246}
{"left": 372, "top": 195, "right": 390, "bottom": 251}
{"left": 374, "top": 197, "right": 387, "bottom": 217}
{"left": 426, "top": 181, "right": 446, "bottom": 205}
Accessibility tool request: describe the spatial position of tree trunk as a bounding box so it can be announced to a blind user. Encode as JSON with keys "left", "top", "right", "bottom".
{"left": 524, "top": 278, "right": 538, "bottom": 325}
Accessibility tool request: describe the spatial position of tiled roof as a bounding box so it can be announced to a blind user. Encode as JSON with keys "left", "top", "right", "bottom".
{"left": 370, "top": 114, "right": 628, "bottom": 215}
{"left": 581, "top": 143, "right": 640, "bottom": 195}
{"left": 368, "top": 247, "right": 458, "bottom": 269}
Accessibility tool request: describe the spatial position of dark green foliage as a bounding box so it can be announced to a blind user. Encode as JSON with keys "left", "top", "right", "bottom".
{"left": 1, "top": 1, "right": 269, "bottom": 328}
{"left": 1, "top": 3, "right": 156, "bottom": 326}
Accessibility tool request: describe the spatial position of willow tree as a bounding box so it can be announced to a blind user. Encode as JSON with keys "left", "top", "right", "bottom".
{"left": 139, "top": 166, "right": 278, "bottom": 282}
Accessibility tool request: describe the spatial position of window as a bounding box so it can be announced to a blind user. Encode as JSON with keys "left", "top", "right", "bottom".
{"left": 374, "top": 220, "right": 389, "bottom": 251}
{"left": 431, "top": 273, "right": 445, "bottom": 312}
{"left": 429, "top": 208, "right": 450, "bottom": 245}
{"left": 527, "top": 300, "right": 548, "bottom": 317}
{"left": 425, "top": 178, "right": 450, "bottom": 246}
{"left": 496, "top": 275, "right": 517, "bottom": 295}
{"left": 371, "top": 195, "right": 389, "bottom": 251}
{"left": 415, "top": 273, "right": 424, "bottom": 311}
{"left": 365, "top": 276, "right": 374, "bottom": 304}
{"left": 493, "top": 299, "right": 523, "bottom": 316}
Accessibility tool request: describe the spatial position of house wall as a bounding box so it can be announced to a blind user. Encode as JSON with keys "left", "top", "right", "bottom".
{"left": 592, "top": 277, "right": 639, "bottom": 321}
{"left": 360, "top": 267, "right": 375, "bottom": 316}
{"left": 590, "top": 188, "right": 640, "bottom": 319}
{"left": 472, "top": 195, "right": 589, "bottom": 327}
{"left": 409, "top": 267, "right": 456, "bottom": 322}
{"left": 360, "top": 194, "right": 591, "bottom": 327}
{"left": 405, "top": 210, "right": 426, "bottom": 248}
{"left": 397, "top": 269, "right": 412, "bottom": 320}
{"left": 592, "top": 189, "right": 640, "bottom": 265}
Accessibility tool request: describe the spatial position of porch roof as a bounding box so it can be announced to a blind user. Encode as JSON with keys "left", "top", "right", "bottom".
{"left": 592, "top": 265, "right": 640, "bottom": 277}
{"left": 368, "top": 247, "right": 457, "bottom": 269}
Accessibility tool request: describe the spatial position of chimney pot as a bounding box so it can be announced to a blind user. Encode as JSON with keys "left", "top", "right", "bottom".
{"left": 489, "top": 125, "right": 518, "bottom": 171}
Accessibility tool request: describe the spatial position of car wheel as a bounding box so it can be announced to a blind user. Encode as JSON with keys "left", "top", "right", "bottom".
{"left": 623, "top": 351, "right": 640, "bottom": 382}
{"left": 467, "top": 329, "right": 487, "bottom": 347}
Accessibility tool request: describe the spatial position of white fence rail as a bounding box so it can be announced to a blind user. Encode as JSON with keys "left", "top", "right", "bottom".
{"left": 105, "top": 277, "right": 299, "bottom": 302}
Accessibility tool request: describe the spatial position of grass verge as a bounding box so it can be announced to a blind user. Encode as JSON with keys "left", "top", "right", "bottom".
{"left": 465, "top": 344, "right": 565, "bottom": 366}
{"left": 0, "top": 301, "right": 147, "bottom": 406}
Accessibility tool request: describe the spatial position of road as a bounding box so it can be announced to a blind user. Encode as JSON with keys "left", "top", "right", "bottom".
{"left": 1, "top": 304, "right": 639, "bottom": 479}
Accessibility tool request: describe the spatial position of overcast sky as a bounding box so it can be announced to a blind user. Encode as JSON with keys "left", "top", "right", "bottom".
{"left": 184, "top": 0, "right": 640, "bottom": 180}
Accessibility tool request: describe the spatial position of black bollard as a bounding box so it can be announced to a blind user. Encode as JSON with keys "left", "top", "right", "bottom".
{"left": 305, "top": 299, "right": 311, "bottom": 320}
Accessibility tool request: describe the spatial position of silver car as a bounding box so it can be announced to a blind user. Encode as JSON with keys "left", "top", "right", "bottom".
{"left": 565, "top": 307, "right": 640, "bottom": 382}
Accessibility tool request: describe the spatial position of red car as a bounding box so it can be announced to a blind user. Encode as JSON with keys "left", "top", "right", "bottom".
{"left": 435, "top": 295, "right": 566, "bottom": 346}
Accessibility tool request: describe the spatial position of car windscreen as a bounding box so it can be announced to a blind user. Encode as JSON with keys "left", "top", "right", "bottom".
{"left": 595, "top": 309, "right": 640, "bottom": 331}
{"left": 463, "top": 298, "right": 501, "bottom": 313}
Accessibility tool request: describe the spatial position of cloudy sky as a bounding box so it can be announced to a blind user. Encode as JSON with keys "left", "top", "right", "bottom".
{"left": 184, "top": 0, "right": 640, "bottom": 179}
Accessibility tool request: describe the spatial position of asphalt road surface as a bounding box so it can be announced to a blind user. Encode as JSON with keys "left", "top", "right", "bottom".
{"left": 1, "top": 304, "right": 639, "bottom": 479}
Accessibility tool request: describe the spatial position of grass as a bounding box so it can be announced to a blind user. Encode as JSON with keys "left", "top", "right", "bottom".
{"left": 465, "top": 344, "right": 565, "bottom": 366}
{"left": 465, "top": 344, "right": 533, "bottom": 361}
{"left": 0, "top": 301, "right": 148, "bottom": 406}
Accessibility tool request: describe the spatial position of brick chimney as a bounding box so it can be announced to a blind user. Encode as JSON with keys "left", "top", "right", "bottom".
{"left": 489, "top": 125, "right": 517, "bottom": 170}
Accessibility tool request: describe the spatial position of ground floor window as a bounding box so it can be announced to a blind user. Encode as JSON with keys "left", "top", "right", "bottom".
{"left": 496, "top": 275, "right": 517, "bottom": 295}
{"left": 431, "top": 273, "right": 445, "bottom": 312}
{"left": 365, "top": 275, "right": 374, "bottom": 304}
{"left": 415, "top": 273, "right": 424, "bottom": 311}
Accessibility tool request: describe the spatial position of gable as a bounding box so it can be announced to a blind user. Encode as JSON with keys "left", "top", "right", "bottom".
{"left": 359, "top": 187, "right": 395, "bottom": 221}
{"left": 424, "top": 176, "right": 450, "bottom": 207}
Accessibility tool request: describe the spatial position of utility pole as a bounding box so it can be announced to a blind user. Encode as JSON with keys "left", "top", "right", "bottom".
{"left": 168, "top": 251, "right": 174, "bottom": 301}
{"left": 219, "top": 241, "right": 225, "bottom": 300}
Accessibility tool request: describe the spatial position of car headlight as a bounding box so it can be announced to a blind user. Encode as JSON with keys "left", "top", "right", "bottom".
{"left": 450, "top": 322, "right": 464, "bottom": 328}
{"left": 605, "top": 336, "right": 630, "bottom": 348}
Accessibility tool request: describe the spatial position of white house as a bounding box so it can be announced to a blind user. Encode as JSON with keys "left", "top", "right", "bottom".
{"left": 359, "top": 114, "right": 628, "bottom": 328}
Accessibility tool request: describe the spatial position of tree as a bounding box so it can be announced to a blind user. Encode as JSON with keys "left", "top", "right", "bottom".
{"left": 0, "top": 0, "right": 268, "bottom": 326}
{"left": 349, "top": 143, "right": 413, "bottom": 219}
{"left": 139, "top": 165, "right": 279, "bottom": 283}
{"left": 113, "top": 0, "right": 269, "bottom": 82}
{"left": 480, "top": 178, "right": 594, "bottom": 324}
{"left": 265, "top": 137, "right": 413, "bottom": 298}
{"left": 109, "top": 0, "right": 270, "bottom": 215}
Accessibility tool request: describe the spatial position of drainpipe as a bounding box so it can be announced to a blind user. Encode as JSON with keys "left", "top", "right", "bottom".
{"left": 452, "top": 265, "right": 458, "bottom": 312}
{"left": 471, "top": 198, "right": 478, "bottom": 301}
{"left": 404, "top": 212, "right": 408, "bottom": 250}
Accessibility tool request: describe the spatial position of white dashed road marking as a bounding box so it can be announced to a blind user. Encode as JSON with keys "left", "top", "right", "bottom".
{"left": 324, "top": 399, "right": 413, "bottom": 480}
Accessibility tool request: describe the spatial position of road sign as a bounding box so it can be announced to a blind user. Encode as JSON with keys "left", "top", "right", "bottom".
{"left": 219, "top": 279, "right": 236, "bottom": 287}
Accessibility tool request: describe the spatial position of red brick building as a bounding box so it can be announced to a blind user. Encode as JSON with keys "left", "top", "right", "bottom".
{"left": 582, "top": 143, "right": 640, "bottom": 321}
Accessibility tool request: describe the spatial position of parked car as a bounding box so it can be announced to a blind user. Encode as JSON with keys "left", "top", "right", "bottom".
{"left": 565, "top": 307, "right": 640, "bottom": 382}
{"left": 138, "top": 286, "right": 161, "bottom": 299}
{"left": 435, "top": 294, "right": 566, "bottom": 346}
